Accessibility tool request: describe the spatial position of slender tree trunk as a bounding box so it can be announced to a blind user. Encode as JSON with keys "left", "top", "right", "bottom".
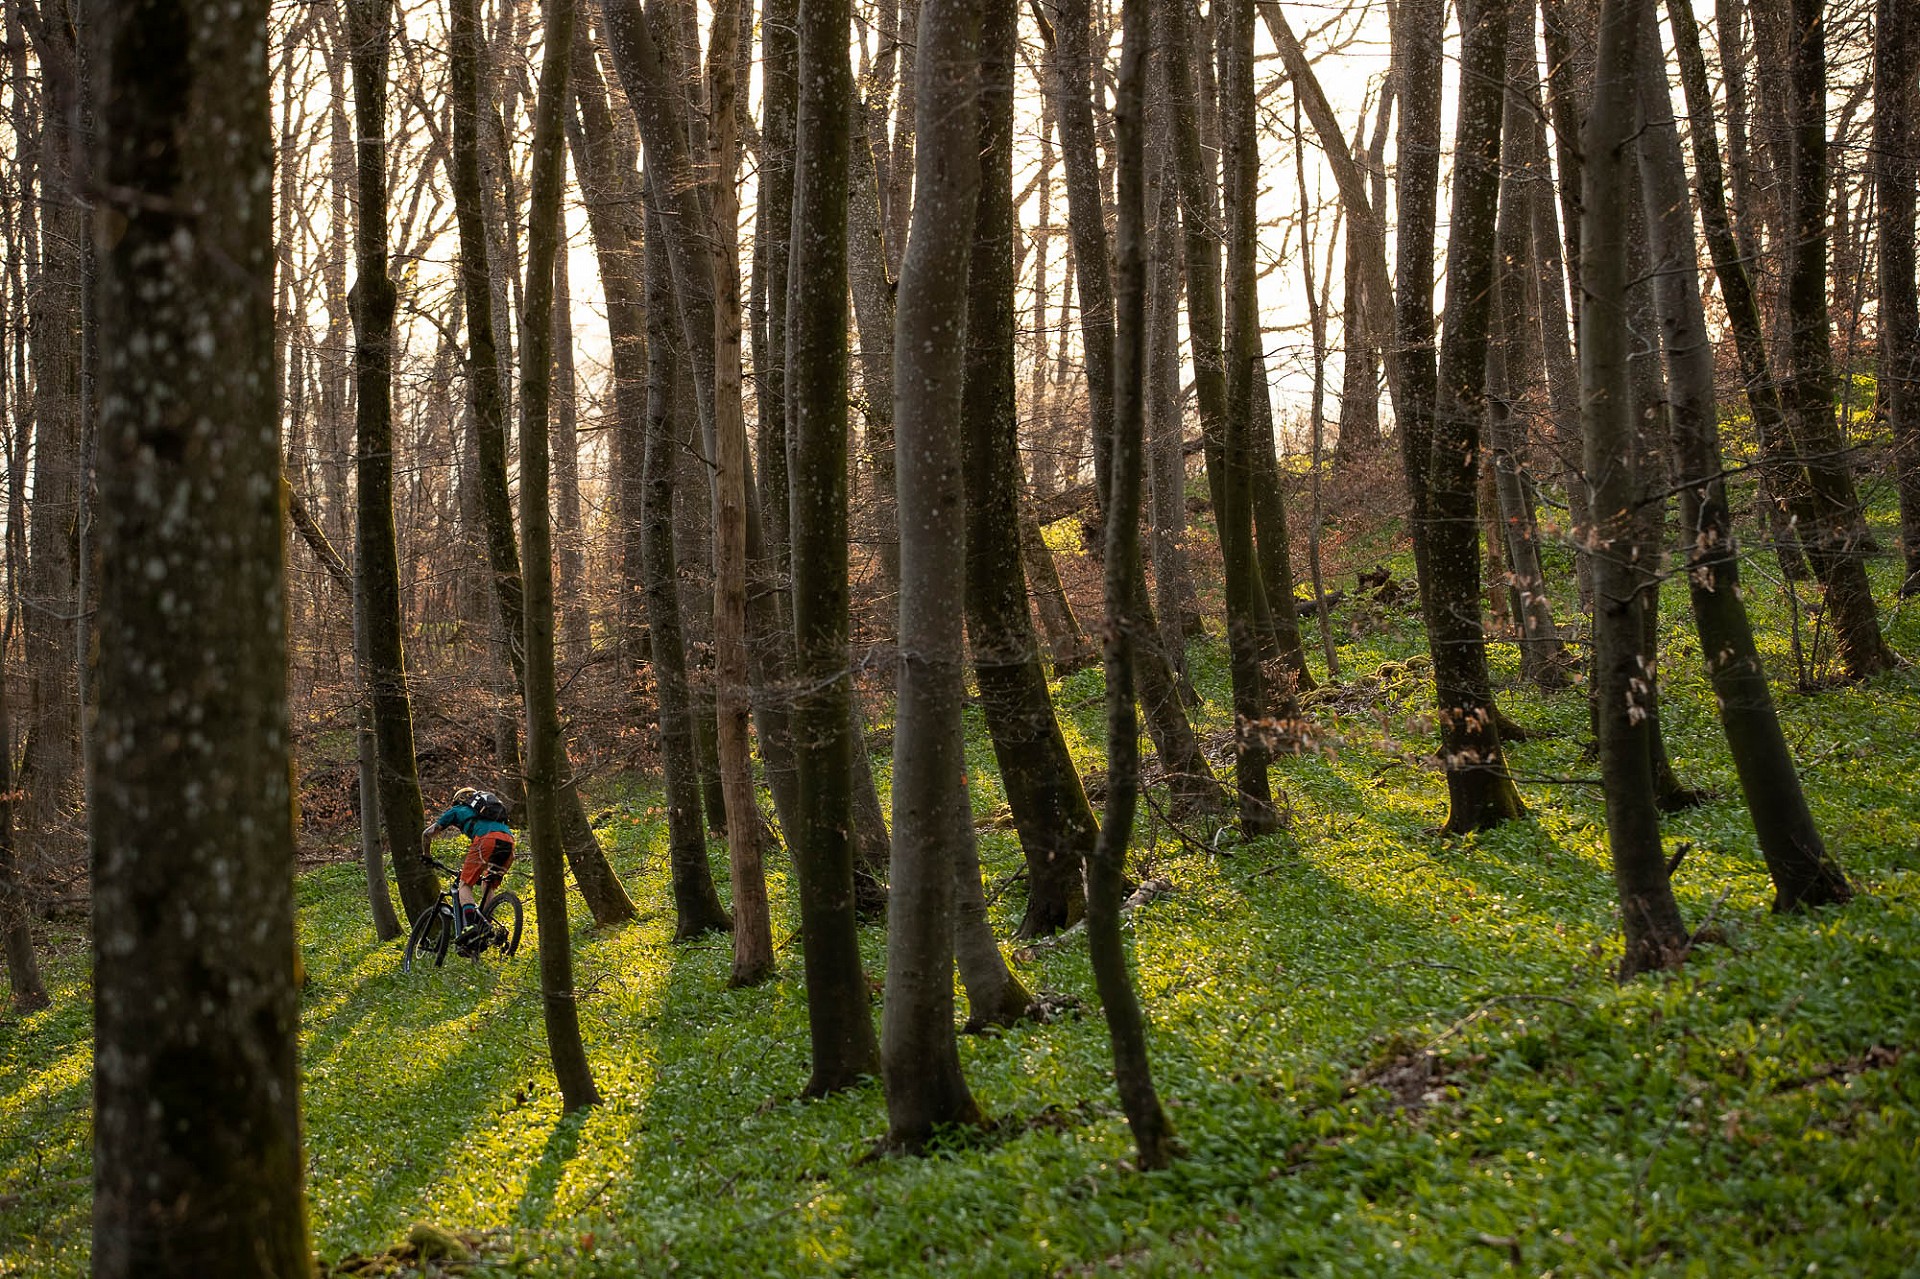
{"left": 963, "top": 0, "right": 1098, "bottom": 945}
{"left": 1220, "top": 0, "right": 1278, "bottom": 835}
{"left": 1583, "top": 0, "right": 1689, "bottom": 979}
{"left": 1877, "top": 0, "right": 1920, "bottom": 594}
{"left": 1395, "top": 0, "right": 1446, "bottom": 616}
{"left": 1492, "top": 5, "right": 1570, "bottom": 687}
{"left": 788, "top": 0, "right": 884, "bottom": 1093}
{"left": 0, "top": 627, "right": 46, "bottom": 1011}
{"left": 347, "top": 0, "right": 437, "bottom": 922}
{"left": 643, "top": 204, "right": 733, "bottom": 940}
{"left": 452, "top": 0, "right": 637, "bottom": 926}
{"left": 1018, "top": 514, "right": 1099, "bottom": 675}
{"left": 519, "top": 0, "right": 603, "bottom": 1111}
{"left": 883, "top": 0, "right": 988, "bottom": 1151}
{"left": 1090, "top": 0, "right": 1180, "bottom": 1172}
{"left": 1146, "top": 62, "right": 1202, "bottom": 681}
{"left": 1634, "top": 14, "right": 1852, "bottom": 912}
{"left": 847, "top": 99, "right": 901, "bottom": 605}
{"left": 703, "top": 0, "right": 776, "bottom": 988}
{"left": 1424, "top": 0, "right": 1527, "bottom": 833}
{"left": 1296, "top": 96, "right": 1341, "bottom": 680}
{"left": 551, "top": 249, "right": 590, "bottom": 658}
{"left": 20, "top": 2, "right": 84, "bottom": 916}
{"left": 89, "top": 0, "right": 314, "bottom": 1259}
{"left": 1781, "top": 0, "right": 1894, "bottom": 678}
{"left": 1041, "top": 0, "right": 1222, "bottom": 821}
{"left": 1513, "top": 18, "right": 1595, "bottom": 609}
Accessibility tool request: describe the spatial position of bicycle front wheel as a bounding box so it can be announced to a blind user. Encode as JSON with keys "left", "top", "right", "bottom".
{"left": 482, "top": 891, "right": 523, "bottom": 958}
{"left": 403, "top": 904, "right": 453, "bottom": 973}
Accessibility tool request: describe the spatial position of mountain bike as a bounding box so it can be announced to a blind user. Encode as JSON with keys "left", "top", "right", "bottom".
{"left": 402, "top": 852, "right": 523, "bottom": 973}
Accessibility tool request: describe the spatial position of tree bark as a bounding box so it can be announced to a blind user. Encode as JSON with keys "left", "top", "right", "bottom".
{"left": 787, "top": 0, "right": 885, "bottom": 1093}
{"left": 347, "top": 0, "right": 437, "bottom": 922}
{"left": 1491, "top": 3, "right": 1570, "bottom": 688}
{"left": 1582, "top": 0, "right": 1689, "bottom": 979}
{"left": 963, "top": 0, "right": 1099, "bottom": 945}
{"left": 1780, "top": 0, "right": 1894, "bottom": 678}
{"left": 1877, "top": 0, "right": 1920, "bottom": 594}
{"left": 1091, "top": 0, "right": 1182, "bottom": 1171}
{"left": 519, "top": 0, "right": 603, "bottom": 1112}
{"left": 1634, "top": 12, "right": 1852, "bottom": 912}
{"left": 1220, "top": 0, "right": 1279, "bottom": 835}
{"left": 642, "top": 202, "right": 734, "bottom": 941}
{"left": 883, "top": 0, "right": 988, "bottom": 1151}
{"left": 89, "top": 0, "right": 314, "bottom": 1259}
{"left": 1423, "top": 0, "right": 1527, "bottom": 833}
{"left": 1394, "top": 0, "right": 1446, "bottom": 620}
{"left": 452, "top": 0, "right": 637, "bottom": 926}
{"left": 0, "top": 626, "right": 46, "bottom": 1011}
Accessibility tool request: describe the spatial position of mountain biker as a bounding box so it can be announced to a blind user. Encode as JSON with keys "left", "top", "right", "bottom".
{"left": 422, "top": 786, "right": 515, "bottom": 948}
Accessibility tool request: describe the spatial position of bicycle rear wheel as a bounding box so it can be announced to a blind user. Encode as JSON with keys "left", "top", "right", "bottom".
{"left": 403, "top": 904, "right": 453, "bottom": 972}
{"left": 482, "top": 891, "right": 523, "bottom": 958}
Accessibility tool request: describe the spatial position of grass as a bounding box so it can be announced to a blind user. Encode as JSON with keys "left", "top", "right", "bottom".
{"left": 3, "top": 508, "right": 1919, "bottom": 1276}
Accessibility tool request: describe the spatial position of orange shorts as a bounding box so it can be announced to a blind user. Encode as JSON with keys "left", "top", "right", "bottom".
{"left": 460, "top": 831, "right": 515, "bottom": 890}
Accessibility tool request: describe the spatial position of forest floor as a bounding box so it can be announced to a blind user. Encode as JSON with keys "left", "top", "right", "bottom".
{"left": 4, "top": 478, "right": 1920, "bottom": 1276}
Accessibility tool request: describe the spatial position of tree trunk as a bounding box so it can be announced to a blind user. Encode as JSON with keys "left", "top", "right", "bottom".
{"left": 1018, "top": 513, "right": 1099, "bottom": 675}
{"left": 1491, "top": 4, "right": 1570, "bottom": 688}
{"left": 883, "top": 0, "right": 988, "bottom": 1151}
{"left": 519, "top": 0, "right": 604, "bottom": 1112}
{"left": 1220, "top": 0, "right": 1279, "bottom": 835}
{"left": 702, "top": 0, "right": 776, "bottom": 988}
{"left": 1634, "top": 13, "right": 1852, "bottom": 912}
{"left": 847, "top": 99, "right": 901, "bottom": 604}
{"left": 642, "top": 205, "right": 733, "bottom": 940}
{"left": 347, "top": 0, "right": 437, "bottom": 923}
{"left": 1423, "top": 0, "right": 1527, "bottom": 833}
{"left": 0, "top": 627, "right": 46, "bottom": 1011}
{"left": 963, "top": 0, "right": 1099, "bottom": 944}
{"left": 1780, "top": 0, "right": 1894, "bottom": 678}
{"left": 1042, "top": 0, "right": 1221, "bottom": 820}
{"left": 1877, "top": 0, "right": 1920, "bottom": 594}
{"left": 89, "top": 0, "right": 314, "bottom": 1259}
{"left": 1091, "top": 0, "right": 1180, "bottom": 1171}
{"left": 787, "top": 0, "right": 885, "bottom": 1093}
{"left": 451, "top": 0, "right": 637, "bottom": 926}
{"left": 551, "top": 248, "right": 591, "bottom": 659}
{"left": 20, "top": 2, "right": 84, "bottom": 917}
{"left": 1394, "top": 0, "right": 1446, "bottom": 618}
{"left": 1583, "top": 0, "right": 1689, "bottom": 979}
{"left": 1146, "top": 84, "right": 1203, "bottom": 677}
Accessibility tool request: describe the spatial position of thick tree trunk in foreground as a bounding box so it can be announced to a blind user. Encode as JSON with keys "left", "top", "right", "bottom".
{"left": 347, "top": 0, "right": 436, "bottom": 923}
{"left": 89, "top": 0, "right": 314, "bottom": 1262}
{"left": 1583, "top": 0, "right": 1689, "bottom": 978}
{"left": 1093, "top": 0, "right": 1180, "bottom": 1171}
{"left": 1424, "top": 0, "right": 1527, "bottom": 833}
{"left": 1634, "top": 17, "right": 1852, "bottom": 912}
{"left": 788, "top": 0, "right": 884, "bottom": 1093}
{"left": 1877, "top": 0, "right": 1920, "bottom": 595}
{"left": 1781, "top": 0, "right": 1894, "bottom": 678}
{"left": 964, "top": 0, "right": 1097, "bottom": 942}
{"left": 520, "top": 0, "right": 602, "bottom": 1111}
{"left": 883, "top": 0, "right": 988, "bottom": 1151}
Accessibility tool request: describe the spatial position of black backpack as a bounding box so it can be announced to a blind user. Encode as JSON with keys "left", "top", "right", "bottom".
{"left": 467, "top": 790, "right": 510, "bottom": 825}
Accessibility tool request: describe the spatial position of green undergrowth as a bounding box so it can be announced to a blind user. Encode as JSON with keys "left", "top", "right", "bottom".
{"left": 4, "top": 529, "right": 1919, "bottom": 1277}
